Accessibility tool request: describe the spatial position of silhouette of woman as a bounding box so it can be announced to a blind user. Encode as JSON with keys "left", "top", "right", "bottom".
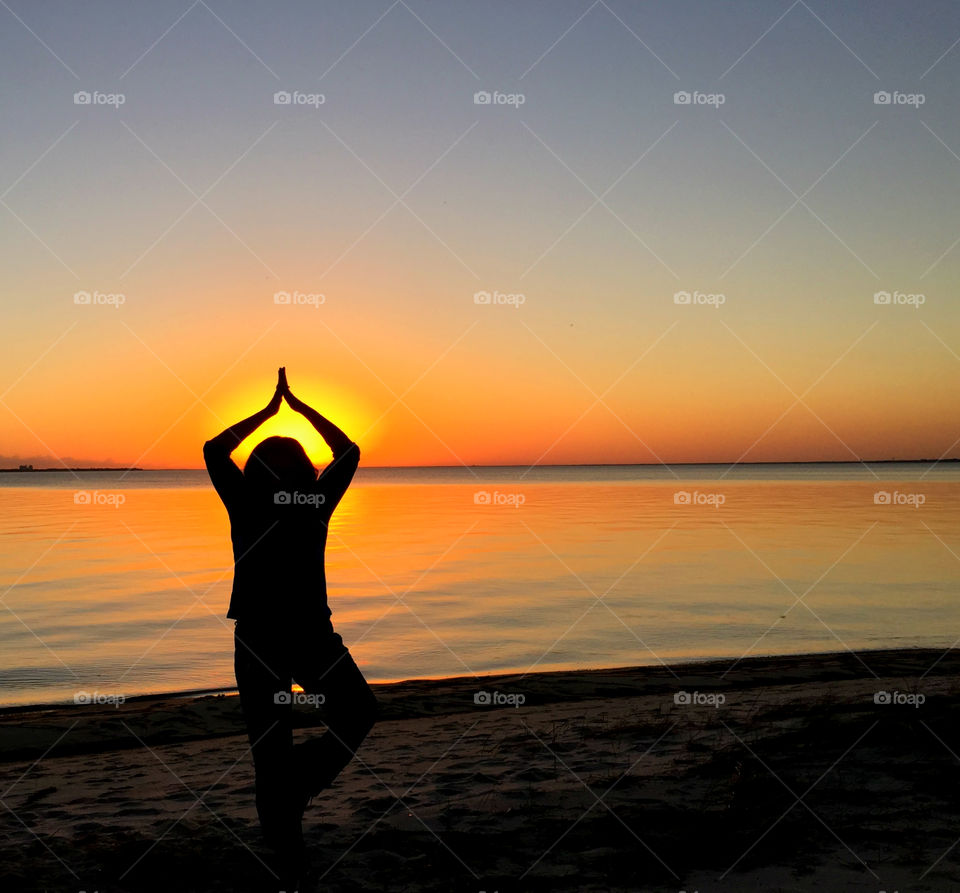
{"left": 204, "top": 367, "right": 377, "bottom": 882}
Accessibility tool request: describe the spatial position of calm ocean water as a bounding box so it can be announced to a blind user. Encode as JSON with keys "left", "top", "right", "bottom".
{"left": 0, "top": 463, "right": 957, "bottom": 707}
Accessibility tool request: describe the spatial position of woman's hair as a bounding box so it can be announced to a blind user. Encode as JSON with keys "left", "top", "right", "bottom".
{"left": 244, "top": 436, "right": 317, "bottom": 497}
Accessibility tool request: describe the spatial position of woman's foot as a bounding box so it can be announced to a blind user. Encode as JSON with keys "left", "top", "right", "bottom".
{"left": 265, "top": 833, "right": 306, "bottom": 891}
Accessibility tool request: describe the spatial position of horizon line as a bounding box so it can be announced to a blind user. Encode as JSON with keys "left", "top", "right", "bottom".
{"left": 3, "top": 458, "right": 958, "bottom": 473}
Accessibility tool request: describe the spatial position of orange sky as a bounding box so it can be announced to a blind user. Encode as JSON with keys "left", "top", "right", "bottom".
{"left": 2, "top": 300, "right": 958, "bottom": 469}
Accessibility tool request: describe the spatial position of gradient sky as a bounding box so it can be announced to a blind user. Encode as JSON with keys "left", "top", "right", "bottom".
{"left": 2, "top": 0, "right": 959, "bottom": 468}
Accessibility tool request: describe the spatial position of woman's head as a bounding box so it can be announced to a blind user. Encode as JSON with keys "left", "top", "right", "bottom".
{"left": 244, "top": 436, "right": 317, "bottom": 496}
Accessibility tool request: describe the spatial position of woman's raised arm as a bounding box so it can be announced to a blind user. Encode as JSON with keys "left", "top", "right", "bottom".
{"left": 204, "top": 368, "right": 285, "bottom": 457}
{"left": 281, "top": 373, "right": 356, "bottom": 459}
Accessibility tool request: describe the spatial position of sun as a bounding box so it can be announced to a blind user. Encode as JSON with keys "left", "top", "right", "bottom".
{"left": 219, "top": 377, "right": 380, "bottom": 469}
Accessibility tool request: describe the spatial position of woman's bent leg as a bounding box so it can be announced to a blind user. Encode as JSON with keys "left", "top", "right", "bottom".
{"left": 293, "top": 630, "right": 378, "bottom": 797}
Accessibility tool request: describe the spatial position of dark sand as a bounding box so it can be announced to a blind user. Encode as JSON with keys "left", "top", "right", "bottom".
{"left": 2, "top": 648, "right": 960, "bottom": 892}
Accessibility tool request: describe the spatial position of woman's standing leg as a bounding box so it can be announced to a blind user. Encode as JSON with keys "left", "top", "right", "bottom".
{"left": 234, "top": 623, "right": 303, "bottom": 857}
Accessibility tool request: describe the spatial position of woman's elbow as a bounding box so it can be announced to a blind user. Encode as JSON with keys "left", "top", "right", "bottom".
{"left": 337, "top": 441, "right": 360, "bottom": 460}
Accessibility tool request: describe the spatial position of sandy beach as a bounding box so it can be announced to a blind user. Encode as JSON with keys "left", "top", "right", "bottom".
{"left": 2, "top": 648, "right": 960, "bottom": 892}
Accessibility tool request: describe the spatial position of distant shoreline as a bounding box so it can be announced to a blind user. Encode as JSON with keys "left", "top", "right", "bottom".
{"left": 1, "top": 458, "right": 956, "bottom": 473}
{"left": 0, "top": 467, "right": 144, "bottom": 473}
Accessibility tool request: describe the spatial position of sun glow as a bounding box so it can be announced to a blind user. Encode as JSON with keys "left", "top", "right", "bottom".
{"left": 220, "top": 377, "right": 380, "bottom": 470}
